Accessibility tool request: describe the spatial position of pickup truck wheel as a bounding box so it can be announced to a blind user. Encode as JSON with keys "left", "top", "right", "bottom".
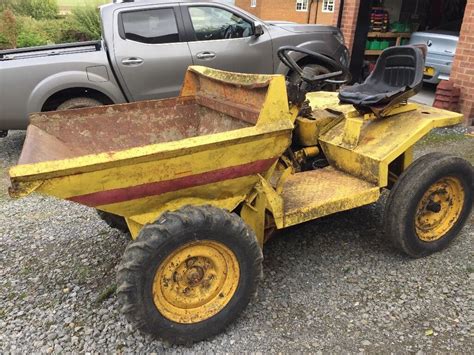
{"left": 57, "top": 97, "right": 103, "bottom": 110}
{"left": 116, "top": 205, "right": 263, "bottom": 344}
{"left": 384, "top": 153, "right": 473, "bottom": 258}
{"left": 97, "top": 211, "right": 129, "bottom": 234}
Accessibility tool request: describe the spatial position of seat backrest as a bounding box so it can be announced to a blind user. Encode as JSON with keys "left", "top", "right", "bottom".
{"left": 367, "top": 46, "right": 424, "bottom": 90}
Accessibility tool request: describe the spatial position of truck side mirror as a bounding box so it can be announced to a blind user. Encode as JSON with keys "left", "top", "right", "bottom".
{"left": 253, "top": 23, "right": 264, "bottom": 37}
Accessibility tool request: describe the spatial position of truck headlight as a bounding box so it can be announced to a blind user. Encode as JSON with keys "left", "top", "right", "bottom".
{"left": 334, "top": 31, "right": 345, "bottom": 45}
{"left": 340, "top": 46, "right": 350, "bottom": 67}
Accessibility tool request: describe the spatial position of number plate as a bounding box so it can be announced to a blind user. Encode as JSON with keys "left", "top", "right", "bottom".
{"left": 424, "top": 67, "right": 435, "bottom": 77}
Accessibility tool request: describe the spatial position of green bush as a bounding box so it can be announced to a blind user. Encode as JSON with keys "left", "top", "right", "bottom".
{"left": 0, "top": 2, "right": 103, "bottom": 49}
{"left": 0, "top": 0, "right": 14, "bottom": 12}
{"left": 69, "top": 5, "right": 101, "bottom": 41}
{"left": 0, "top": 32, "right": 9, "bottom": 49}
{"left": 0, "top": 8, "right": 17, "bottom": 48}
{"left": 12, "top": 0, "right": 58, "bottom": 20}
{"left": 17, "top": 29, "right": 47, "bottom": 47}
{"left": 37, "top": 18, "right": 68, "bottom": 43}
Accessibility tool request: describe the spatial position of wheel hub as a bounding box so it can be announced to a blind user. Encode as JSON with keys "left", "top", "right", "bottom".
{"left": 152, "top": 240, "right": 240, "bottom": 324}
{"left": 186, "top": 265, "right": 205, "bottom": 286}
{"left": 415, "top": 177, "right": 464, "bottom": 242}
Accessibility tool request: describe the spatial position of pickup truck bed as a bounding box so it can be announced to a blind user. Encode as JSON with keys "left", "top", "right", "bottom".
{"left": 0, "top": 41, "right": 102, "bottom": 61}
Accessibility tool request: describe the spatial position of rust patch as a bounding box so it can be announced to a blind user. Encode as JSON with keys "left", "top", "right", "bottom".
{"left": 281, "top": 167, "right": 379, "bottom": 223}
{"left": 22, "top": 95, "right": 254, "bottom": 165}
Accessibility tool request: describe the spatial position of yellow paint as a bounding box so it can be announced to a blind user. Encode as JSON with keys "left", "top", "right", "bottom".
{"left": 295, "top": 116, "right": 320, "bottom": 147}
{"left": 312, "top": 92, "right": 464, "bottom": 187}
{"left": 403, "top": 146, "right": 414, "bottom": 170}
{"left": 259, "top": 176, "right": 284, "bottom": 229}
{"left": 281, "top": 167, "right": 380, "bottom": 227}
{"left": 241, "top": 187, "right": 267, "bottom": 247}
{"left": 295, "top": 110, "right": 339, "bottom": 147}
{"left": 125, "top": 218, "right": 142, "bottom": 240}
{"left": 415, "top": 177, "right": 465, "bottom": 241}
{"left": 10, "top": 121, "right": 292, "bottom": 188}
{"left": 152, "top": 240, "right": 239, "bottom": 324}
{"left": 342, "top": 116, "right": 364, "bottom": 149}
{"left": 293, "top": 146, "right": 320, "bottom": 167}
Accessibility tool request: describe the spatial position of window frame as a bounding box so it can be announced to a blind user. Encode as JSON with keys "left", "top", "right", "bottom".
{"left": 185, "top": 4, "right": 256, "bottom": 42}
{"left": 117, "top": 6, "right": 184, "bottom": 44}
{"left": 251, "top": 0, "right": 257, "bottom": 7}
{"left": 295, "top": 0, "right": 309, "bottom": 12}
{"left": 322, "top": 0, "right": 335, "bottom": 13}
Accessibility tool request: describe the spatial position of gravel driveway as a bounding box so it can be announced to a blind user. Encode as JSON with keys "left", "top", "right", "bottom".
{"left": 1, "top": 128, "right": 472, "bottom": 353}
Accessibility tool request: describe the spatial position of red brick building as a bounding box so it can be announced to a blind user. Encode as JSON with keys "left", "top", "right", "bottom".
{"left": 235, "top": 0, "right": 336, "bottom": 25}
{"left": 449, "top": 0, "right": 474, "bottom": 124}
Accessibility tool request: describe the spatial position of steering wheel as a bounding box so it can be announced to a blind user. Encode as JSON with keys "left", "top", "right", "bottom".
{"left": 224, "top": 25, "right": 236, "bottom": 39}
{"left": 277, "top": 46, "right": 351, "bottom": 85}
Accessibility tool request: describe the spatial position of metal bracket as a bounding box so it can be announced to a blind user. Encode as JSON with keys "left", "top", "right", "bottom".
{"left": 342, "top": 102, "right": 419, "bottom": 149}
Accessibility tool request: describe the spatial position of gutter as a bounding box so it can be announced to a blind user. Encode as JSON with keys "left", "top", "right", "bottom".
{"left": 337, "top": 0, "right": 345, "bottom": 28}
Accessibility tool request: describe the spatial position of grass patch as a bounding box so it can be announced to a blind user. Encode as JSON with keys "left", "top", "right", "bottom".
{"left": 96, "top": 284, "right": 116, "bottom": 303}
{"left": 20, "top": 266, "right": 33, "bottom": 275}
{"left": 76, "top": 265, "right": 92, "bottom": 284}
{"left": 417, "top": 132, "right": 468, "bottom": 146}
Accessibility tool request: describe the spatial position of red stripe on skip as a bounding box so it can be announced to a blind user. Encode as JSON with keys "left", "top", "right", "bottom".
{"left": 68, "top": 157, "right": 277, "bottom": 207}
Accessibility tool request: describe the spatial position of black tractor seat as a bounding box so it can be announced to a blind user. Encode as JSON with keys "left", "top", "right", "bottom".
{"left": 339, "top": 46, "right": 424, "bottom": 111}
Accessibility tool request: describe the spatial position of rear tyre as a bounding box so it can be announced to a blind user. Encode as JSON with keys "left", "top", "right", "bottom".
{"left": 97, "top": 211, "right": 129, "bottom": 234}
{"left": 57, "top": 97, "right": 103, "bottom": 110}
{"left": 116, "top": 205, "right": 263, "bottom": 344}
{"left": 384, "top": 153, "right": 473, "bottom": 258}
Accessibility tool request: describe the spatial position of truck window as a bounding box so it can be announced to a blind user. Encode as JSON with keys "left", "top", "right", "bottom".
{"left": 188, "top": 6, "right": 253, "bottom": 41}
{"left": 121, "top": 8, "right": 179, "bottom": 44}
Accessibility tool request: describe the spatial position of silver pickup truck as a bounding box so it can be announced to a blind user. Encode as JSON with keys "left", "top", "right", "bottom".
{"left": 0, "top": 0, "right": 349, "bottom": 137}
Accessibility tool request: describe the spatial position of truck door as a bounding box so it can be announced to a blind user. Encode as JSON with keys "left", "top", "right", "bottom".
{"left": 113, "top": 6, "right": 193, "bottom": 101}
{"left": 182, "top": 4, "right": 274, "bottom": 74}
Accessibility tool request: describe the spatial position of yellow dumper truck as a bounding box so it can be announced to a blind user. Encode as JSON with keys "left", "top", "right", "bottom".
{"left": 9, "top": 46, "right": 473, "bottom": 344}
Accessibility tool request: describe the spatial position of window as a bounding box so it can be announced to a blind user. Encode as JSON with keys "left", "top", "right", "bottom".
{"left": 251, "top": 0, "right": 257, "bottom": 7}
{"left": 296, "top": 0, "right": 308, "bottom": 12}
{"left": 322, "top": 0, "right": 335, "bottom": 12}
{"left": 121, "top": 8, "right": 179, "bottom": 44}
{"left": 189, "top": 6, "right": 253, "bottom": 41}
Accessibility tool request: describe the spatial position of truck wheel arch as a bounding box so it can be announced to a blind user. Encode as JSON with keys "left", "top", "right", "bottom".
{"left": 41, "top": 87, "right": 114, "bottom": 112}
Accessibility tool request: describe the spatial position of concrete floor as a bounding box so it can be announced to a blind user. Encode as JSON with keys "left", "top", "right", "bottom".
{"left": 410, "top": 83, "right": 437, "bottom": 106}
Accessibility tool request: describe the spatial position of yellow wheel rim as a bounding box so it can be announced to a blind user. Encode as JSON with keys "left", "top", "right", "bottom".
{"left": 415, "top": 177, "right": 465, "bottom": 242}
{"left": 152, "top": 240, "right": 240, "bottom": 324}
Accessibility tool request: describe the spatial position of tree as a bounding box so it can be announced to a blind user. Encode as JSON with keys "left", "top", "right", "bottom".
{"left": 0, "top": 8, "right": 17, "bottom": 48}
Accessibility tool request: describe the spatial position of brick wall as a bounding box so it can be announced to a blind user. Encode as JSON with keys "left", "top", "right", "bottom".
{"left": 259, "top": 0, "right": 311, "bottom": 23}
{"left": 331, "top": 0, "right": 360, "bottom": 52}
{"left": 450, "top": 1, "right": 474, "bottom": 125}
{"left": 235, "top": 0, "right": 263, "bottom": 17}
{"left": 235, "top": 0, "right": 335, "bottom": 24}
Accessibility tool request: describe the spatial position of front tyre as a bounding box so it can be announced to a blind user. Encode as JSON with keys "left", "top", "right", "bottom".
{"left": 384, "top": 153, "right": 473, "bottom": 258}
{"left": 57, "top": 97, "right": 103, "bottom": 110}
{"left": 116, "top": 205, "right": 263, "bottom": 344}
